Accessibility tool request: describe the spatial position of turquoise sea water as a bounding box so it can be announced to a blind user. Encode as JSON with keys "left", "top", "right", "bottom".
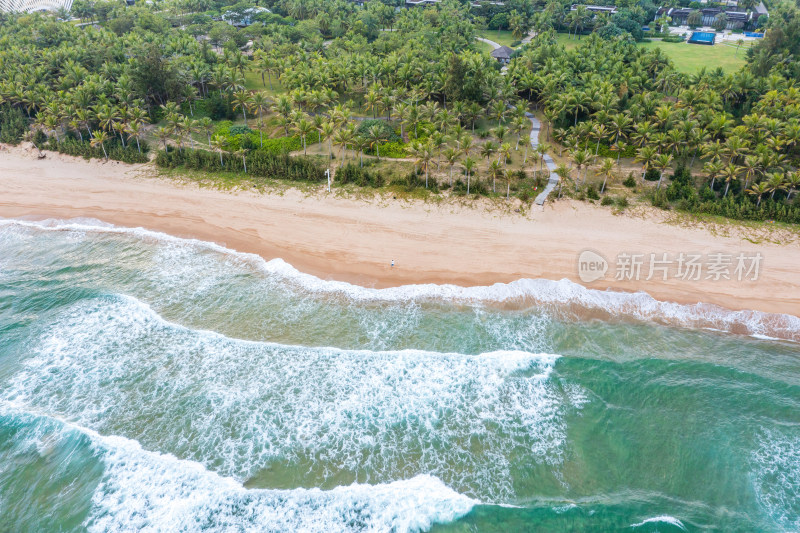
{"left": 0, "top": 218, "right": 799, "bottom": 532}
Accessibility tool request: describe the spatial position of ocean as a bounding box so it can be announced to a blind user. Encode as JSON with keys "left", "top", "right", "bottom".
{"left": 0, "top": 218, "right": 798, "bottom": 532}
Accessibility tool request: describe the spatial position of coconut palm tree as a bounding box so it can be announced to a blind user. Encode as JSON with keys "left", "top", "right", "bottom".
{"left": 211, "top": 134, "right": 227, "bottom": 166}
{"left": 765, "top": 172, "right": 785, "bottom": 200}
{"left": 319, "top": 120, "right": 336, "bottom": 161}
{"left": 488, "top": 160, "right": 504, "bottom": 194}
{"left": 232, "top": 90, "right": 252, "bottom": 126}
{"left": 90, "top": 129, "right": 108, "bottom": 160}
{"left": 654, "top": 153, "right": 673, "bottom": 190}
{"left": 294, "top": 118, "right": 315, "bottom": 156}
{"left": 572, "top": 149, "right": 591, "bottom": 186}
{"left": 635, "top": 146, "right": 658, "bottom": 181}
{"left": 598, "top": 157, "right": 615, "bottom": 194}
{"left": 747, "top": 181, "right": 769, "bottom": 207}
{"left": 555, "top": 164, "right": 571, "bottom": 198}
{"left": 463, "top": 156, "right": 477, "bottom": 195}
{"left": 785, "top": 171, "right": 800, "bottom": 201}
{"left": 443, "top": 147, "right": 459, "bottom": 187}
{"left": 249, "top": 92, "right": 271, "bottom": 147}
{"left": 481, "top": 140, "right": 498, "bottom": 163}
{"left": 703, "top": 159, "right": 723, "bottom": 192}
{"left": 128, "top": 121, "right": 144, "bottom": 153}
{"left": 409, "top": 139, "right": 435, "bottom": 188}
{"left": 366, "top": 124, "right": 388, "bottom": 160}
{"left": 198, "top": 117, "right": 214, "bottom": 147}
{"left": 721, "top": 163, "right": 741, "bottom": 198}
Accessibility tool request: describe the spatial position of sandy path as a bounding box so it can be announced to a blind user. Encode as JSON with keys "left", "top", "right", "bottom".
{"left": 1, "top": 145, "right": 798, "bottom": 316}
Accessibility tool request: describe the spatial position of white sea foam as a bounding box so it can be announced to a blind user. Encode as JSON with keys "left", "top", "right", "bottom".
{"left": 0, "top": 404, "right": 477, "bottom": 533}
{"left": 751, "top": 428, "right": 800, "bottom": 531}
{"left": 630, "top": 515, "right": 687, "bottom": 530}
{"left": 4, "top": 294, "right": 577, "bottom": 502}
{"left": 1, "top": 217, "right": 798, "bottom": 341}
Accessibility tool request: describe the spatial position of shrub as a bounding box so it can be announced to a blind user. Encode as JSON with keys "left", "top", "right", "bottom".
{"left": 46, "top": 136, "right": 150, "bottom": 164}
{"left": 155, "top": 147, "right": 325, "bottom": 182}
{"left": 356, "top": 119, "right": 401, "bottom": 144}
{"left": 615, "top": 196, "right": 629, "bottom": 209}
{"left": 586, "top": 185, "right": 600, "bottom": 200}
{"left": 601, "top": 195, "right": 614, "bottom": 206}
{"left": 198, "top": 92, "right": 236, "bottom": 121}
{"left": 644, "top": 168, "right": 660, "bottom": 181}
{"left": 364, "top": 140, "right": 407, "bottom": 158}
{"left": 595, "top": 142, "right": 636, "bottom": 158}
{"left": 623, "top": 174, "right": 637, "bottom": 188}
{"left": 336, "top": 163, "right": 385, "bottom": 187}
{"left": 0, "top": 104, "right": 27, "bottom": 144}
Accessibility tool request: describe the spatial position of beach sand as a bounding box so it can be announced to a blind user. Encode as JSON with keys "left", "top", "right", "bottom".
{"left": 1, "top": 144, "right": 798, "bottom": 316}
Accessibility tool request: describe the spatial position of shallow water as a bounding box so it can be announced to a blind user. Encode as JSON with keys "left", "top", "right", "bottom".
{"left": 0, "top": 218, "right": 798, "bottom": 532}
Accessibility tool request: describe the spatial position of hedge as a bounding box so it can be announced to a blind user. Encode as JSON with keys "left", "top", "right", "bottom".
{"left": 155, "top": 146, "right": 325, "bottom": 182}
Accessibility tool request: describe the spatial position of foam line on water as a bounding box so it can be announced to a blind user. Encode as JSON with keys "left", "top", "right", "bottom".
{"left": 0, "top": 403, "right": 477, "bottom": 533}
{"left": 2, "top": 217, "right": 798, "bottom": 341}
{"left": 630, "top": 515, "right": 687, "bottom": 530}
{"left": 4, "top": 294, "right": 574, "bottom": 501}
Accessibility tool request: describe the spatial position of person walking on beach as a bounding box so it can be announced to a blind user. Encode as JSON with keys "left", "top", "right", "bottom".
{"left": 391, "top": 260, "right": 394, "bottom": 267}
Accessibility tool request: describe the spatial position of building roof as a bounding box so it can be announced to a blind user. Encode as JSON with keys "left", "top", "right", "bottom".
{"left": 490, "top": 46, "right": 514, "bottom": 60}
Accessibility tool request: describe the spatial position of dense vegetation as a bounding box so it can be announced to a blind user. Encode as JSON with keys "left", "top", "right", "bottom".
{"left": 1, "top": 0, "right": 799, "bottom": 222}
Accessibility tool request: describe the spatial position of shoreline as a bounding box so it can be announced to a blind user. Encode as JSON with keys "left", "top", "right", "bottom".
{"left": 1, "top": 144, "right": 799, "bottom": 318}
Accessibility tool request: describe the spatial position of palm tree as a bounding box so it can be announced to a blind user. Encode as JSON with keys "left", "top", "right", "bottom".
{"left": 211, "top": 134, "right": 227, "bottom": 166}
{"left": 598, "top": 157, "right": 615, "bottom": 194}
{"left": 721, "top": 163, "right": 741, "bottom": 198}
{"left": 555, "top": 164, "right": 570, "bottom": 198}
{"left": 319, "top": 120, "right": 336, "bottom": 161}
{"left": 747, "top": 181, "right": 769, "bottom": 207}
{"left": 294, "top": 118, "right": 315, "bottom": 155}
{"left": 703, "top": 159, "right": 723, "bottom": 192}
{"left": 128, "top": 121, "right": 144, "bottom": 153}
{"left": 572, "top": 149, "right": 591, "bottom": 186}
{"left": 536, "top": 143, "right": 550, "bottom": 171}
{"left": 231, "top": 148, "right": 246, "bottom": 173}
{"left": 90, "top": 130, "right": 108, "bottom": 160}
{"left": 198, "top": 117, "right": 214, "bottom": 146}
{"left": 249, "top": 92, "right": 271, "bottom": 147}
{"left": 156, "top": 126, "right": 171, "bottom": 151}
{"left": 765, "top": 172, "right": 785, "bottom": 200}
{"left": 463, "top": 157, "right": 477, "bottom": 195}
{"left": 443, "top": 147, "right": 459, "bottom": 187}
{"left": 785, "top": 171, "right": 800, "bottom": 201}
{"left": 232, "top": 90, "right": 252, "bottom": 126}
{"left": 488, "top": 160, "right": 504, "bottom": 194}
{"left": 409, "top": 139, "right": 435, "bottom": 188}
{"left": 513, "top": 116, "right": 527, "bottom": 151}
{"left": 465, "top": 102, "right": 482, "bottom": 132}
{"left": 654, "top": 153, "right": 674, "bottom": 190}
{"left": 481, "top": 140, "right": 497, "bottom": 163}
{"left": 366, "top": 124, "right": 388, "bottom": 160}
{"left": 635, "top": 146, "right": 658, "bottom": 181}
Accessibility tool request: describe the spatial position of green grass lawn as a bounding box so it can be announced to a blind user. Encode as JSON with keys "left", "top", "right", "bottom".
{"left": 637, "top": 39, "right": 747, "bottom": 74}
{"left": 474, "top": 39, "right": 494, "bottom": 55}
{"left": 479, "top": 30, "right": 517, "bottom": 48}
{"left": 553, "top": 32, "right": 746, "bottom": 74}
{"left": 554, "top": 32, "right": 582, "bottom": 50}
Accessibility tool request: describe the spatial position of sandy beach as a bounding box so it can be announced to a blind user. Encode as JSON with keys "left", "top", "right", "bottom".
{"left": 1, "top": 144, "right": 799, "bottom": 316}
